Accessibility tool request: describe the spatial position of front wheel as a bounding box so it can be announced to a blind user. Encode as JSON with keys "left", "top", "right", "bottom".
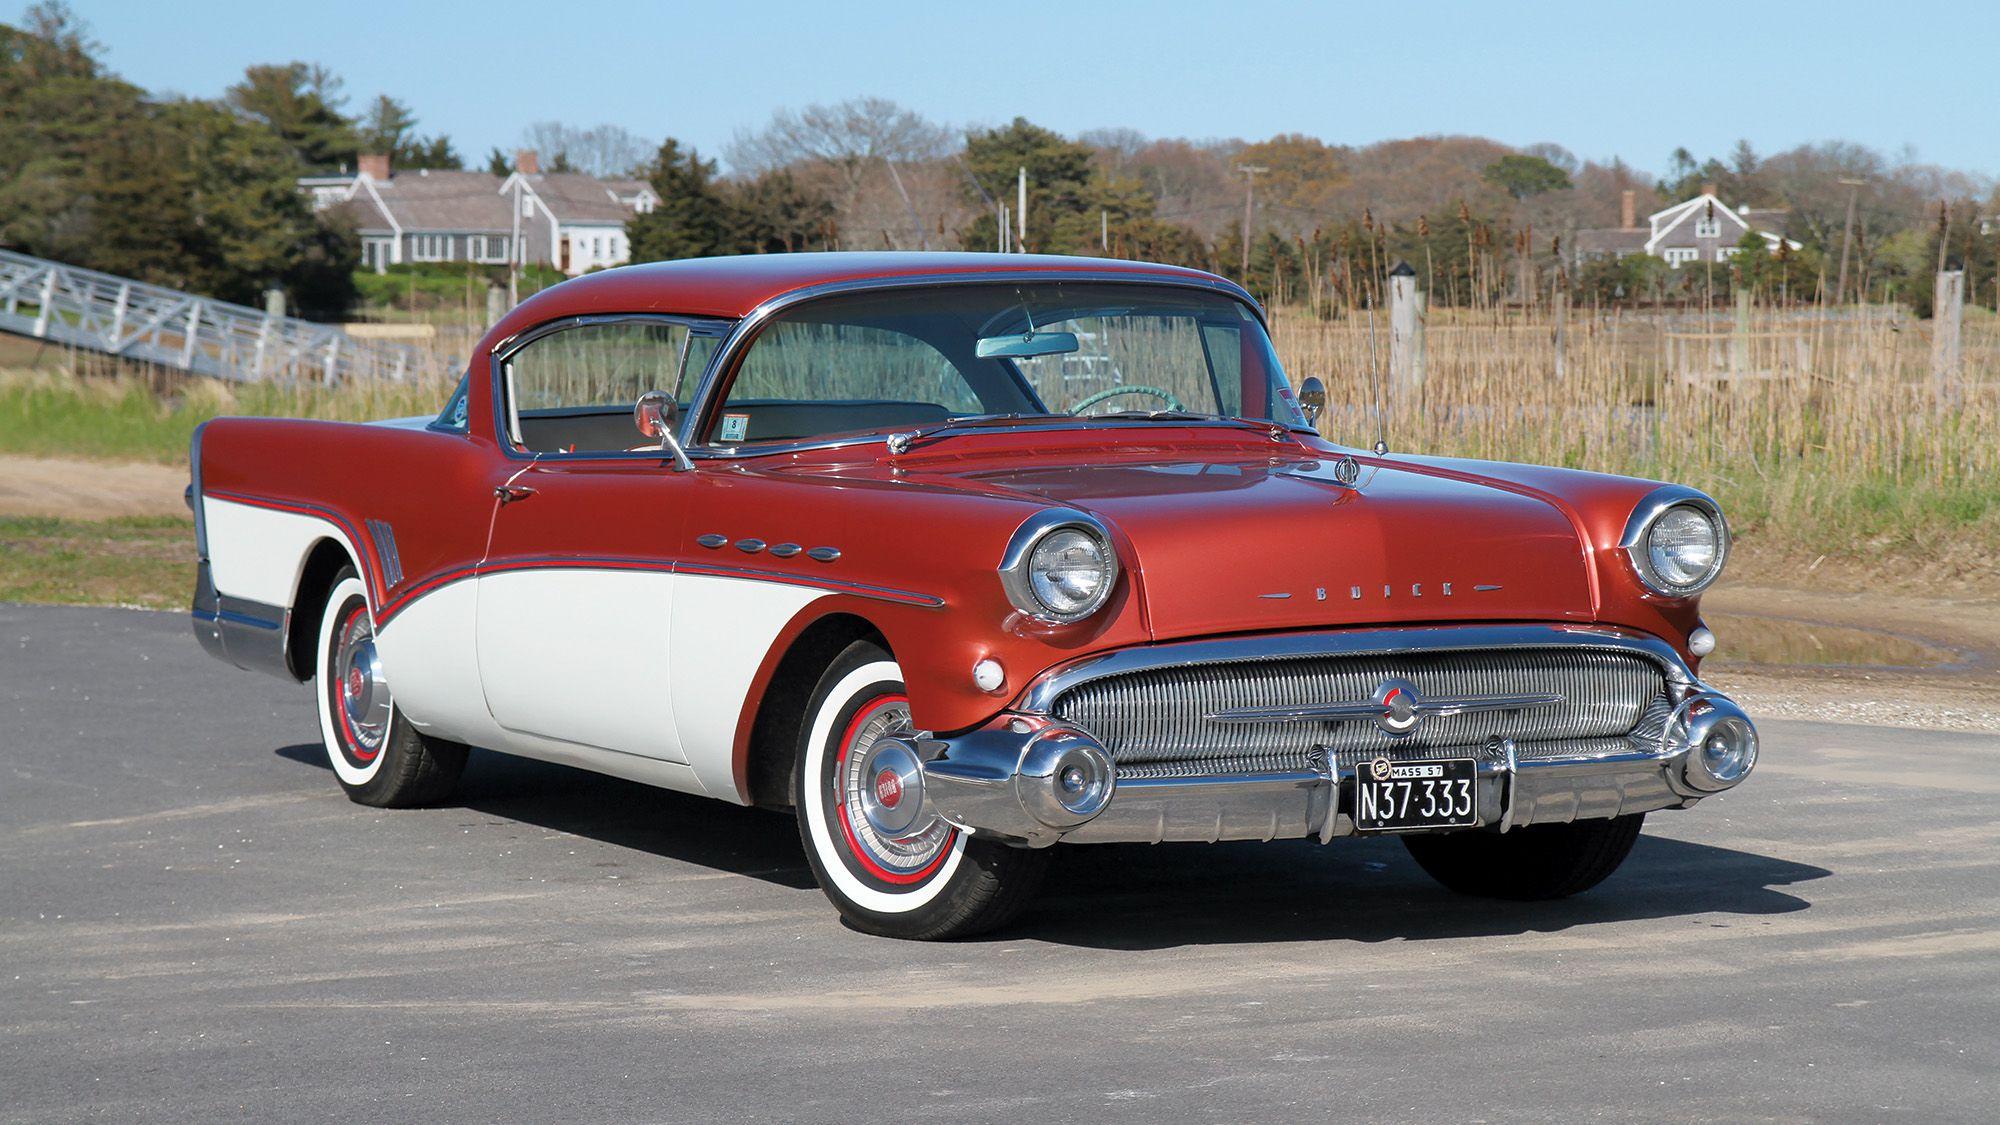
{"left": 315, "top": 569, "right": 467, "bottom": 808}
{"left": 1401, "top": 814, "right": 1645, "bottom": 900}
{"left": 794, "top": 641, "right": 1051, "bottom": 940}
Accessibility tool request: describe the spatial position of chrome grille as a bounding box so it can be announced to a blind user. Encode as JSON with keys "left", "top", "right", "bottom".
{"left": 1052, "top": 648, "right": 1667, "bottom": 766}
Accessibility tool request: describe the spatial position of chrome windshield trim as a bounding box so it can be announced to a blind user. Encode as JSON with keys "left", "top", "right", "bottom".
{"left": 1015, "top": 624, "right": 1700, "bottom": 716}
{"left": 684, "top": 270, "right": 1267, "bottom": 453}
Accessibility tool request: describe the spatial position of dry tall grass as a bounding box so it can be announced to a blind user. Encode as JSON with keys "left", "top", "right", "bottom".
{"left": 1267, "top": 302, "right": 1999, "bottom": 580}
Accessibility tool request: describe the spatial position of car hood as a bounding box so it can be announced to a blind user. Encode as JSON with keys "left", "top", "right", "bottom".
{"left": 935, "top": 453, "right": 1598, "bottom": 639}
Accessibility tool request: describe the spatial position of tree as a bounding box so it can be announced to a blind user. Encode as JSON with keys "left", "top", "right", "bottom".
{"left": 0, "top": 7, "right": 354, "bottom": 316}
{"left": 485, "top": 146, "right": 512, "bottom": 176}
{"left": 519, "top": 120, "right": 653, "bottom": 177}
{"left": 958, "top": 117, "right": 1097, "bottom": 252}
{"left": 1482, "top": 153, "right": 1573, "bottom": 200}
{"left": 731, "top": 170, "right": 835, "bottom": 253}
{"left": 224, "top": 61, "right": 356, "bottom": 170}
{"left": 627, "top": 138, "right": 735, "bottom": 261}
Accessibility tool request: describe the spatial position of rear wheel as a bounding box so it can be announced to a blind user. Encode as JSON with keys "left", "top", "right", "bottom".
{"left": 794, "top": 641, "right": 1050, "bottom": 940}
{"left": 315, "top": 570, "right": 467, "bottom": 808}
{"left": 1402, "top": 814, "right": 1645, "bottom": 900}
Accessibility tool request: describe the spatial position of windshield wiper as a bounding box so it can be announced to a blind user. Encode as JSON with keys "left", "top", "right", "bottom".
{"left": 1083, "top": 410, "right": 1298, "bottom": 439}
{"left": 883, "top": 414, "right": 1057, "bottom": 454}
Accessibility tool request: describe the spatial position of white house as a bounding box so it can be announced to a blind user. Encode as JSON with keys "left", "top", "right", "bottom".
{"left": 304, "top": 151, "right": 659, "bottom": 276}
{"left": 1576, "top": 189, "right": 1802, "bottom": 268}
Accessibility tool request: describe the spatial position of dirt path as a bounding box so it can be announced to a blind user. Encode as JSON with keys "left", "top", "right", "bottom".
{"left": 1697, "top": 584, "right": 2000, "bottom": 733}
{"left": 0, "top": 454, "right": 187, "bottom": 519}
{"left": 0, "top": 453, "right": 1993, "bottom": 731}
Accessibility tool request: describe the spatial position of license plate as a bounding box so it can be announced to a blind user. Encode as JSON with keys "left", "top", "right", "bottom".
{"left": 1353, "top": 758, "right": 1479, "bottom": 831}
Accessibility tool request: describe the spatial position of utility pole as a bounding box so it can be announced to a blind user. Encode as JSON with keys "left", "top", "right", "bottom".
{"left": 1017, "top": 166, "right": 1027, "bottom": 253}
{"left": 1835, "top": 177, "right": 1866, "bottom": 306}
{"left": 1236, "top": 165, "right": 1268, "bottom": 280}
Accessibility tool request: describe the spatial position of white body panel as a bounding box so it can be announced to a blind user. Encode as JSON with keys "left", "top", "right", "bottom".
{"left": 374, "top": 580, "right": 493, "bottom": 741}
{"left": 203, "top": 497, "right": 354, "bottom": 607}
{"left": 475, "top": 568, "right": 686, "bottom": 762}
{"left": 669, "top": 573, "right": 828, "bottom": 802}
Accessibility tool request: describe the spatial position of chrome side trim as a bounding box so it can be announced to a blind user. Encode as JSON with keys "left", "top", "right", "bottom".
{"left": 1017, "top": 624, "right": 1701, "bottom": 716}
{"left": 191, "top": 562, "right": 293, "bottom": 680}
{"left": 1618, "top": 484, "right": 1731, "bottom": 598}
{"left": 366, "top": 518, "right": 404, "bottom": 589}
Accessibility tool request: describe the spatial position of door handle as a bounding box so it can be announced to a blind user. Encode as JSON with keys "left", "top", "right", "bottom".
{"left": 494, "top": 484, "right": 536, "bottom": 505}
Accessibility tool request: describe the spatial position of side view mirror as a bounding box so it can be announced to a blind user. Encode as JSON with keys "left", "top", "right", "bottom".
{"left": 1296, "top": 376, "right": 1327, "bottom": 427}
{"left": 635, "top": 390, "right": 676, "bottom": 441}
{"left": 634, "top": 390, "right": 694, "bottom": 472}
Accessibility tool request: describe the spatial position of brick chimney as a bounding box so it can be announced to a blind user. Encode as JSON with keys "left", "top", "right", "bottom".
{"left": 1620, "top": 189, "right": 1636, "bottom": 230}
{"left": 514, "top": 149, "right": 540, "bottom": 175}
{"left": 357, "top": 153, "right": 390, "bottom": 181}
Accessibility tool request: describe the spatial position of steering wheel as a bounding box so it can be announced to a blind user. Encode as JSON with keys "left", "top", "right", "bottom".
{"left": 1068, "top": 385, "right": 1185, "bottom": 414}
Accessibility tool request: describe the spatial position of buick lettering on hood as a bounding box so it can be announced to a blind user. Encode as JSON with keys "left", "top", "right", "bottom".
{"left": 190, "top": 253, "right": 1755, "bottom": 940}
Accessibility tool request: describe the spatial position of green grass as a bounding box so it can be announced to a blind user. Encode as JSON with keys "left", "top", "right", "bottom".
{"left": 0, "top": 516, "right": 194, "bottom": 609}
{"left": 0, "top": 368, "right": 451, "bottom": 464}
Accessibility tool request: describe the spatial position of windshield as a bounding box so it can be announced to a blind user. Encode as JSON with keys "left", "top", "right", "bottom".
{"left": 705, "top": 282, "right": 1305, "bottom": 446}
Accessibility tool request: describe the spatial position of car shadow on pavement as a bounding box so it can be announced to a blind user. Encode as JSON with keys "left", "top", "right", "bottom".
{"left": 275, "top": 744, "right": 818, "bottom": 889}
{"left": 1018, "top": 833, "right": 1831, "bottom": 950}
{"left": 276, "top": 744, "right": 1827, "bottom": 944}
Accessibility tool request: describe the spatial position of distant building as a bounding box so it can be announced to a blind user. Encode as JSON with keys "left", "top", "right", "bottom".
{"left": 1575, "top": 189, "right": 1802, "bottom": 268}
{"left": 305, "top": 151, "right": 659, "bottom": 276}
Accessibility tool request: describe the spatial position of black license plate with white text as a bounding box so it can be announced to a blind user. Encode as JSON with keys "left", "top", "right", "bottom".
{"left": 1353, "top": 757, "right": 1479, "bottom": 831}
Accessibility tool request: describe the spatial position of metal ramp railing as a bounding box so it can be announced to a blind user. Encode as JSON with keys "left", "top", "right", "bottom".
{"left": 0, "top": 248, "right": 427, "bottom": 383}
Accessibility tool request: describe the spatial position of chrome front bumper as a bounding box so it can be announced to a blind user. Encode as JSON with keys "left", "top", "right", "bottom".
{"left": 916, "top": 626, "right": 1758, "bottom": 847}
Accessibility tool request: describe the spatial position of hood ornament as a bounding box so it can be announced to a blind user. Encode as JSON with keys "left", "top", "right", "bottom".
{"left": 1332, "top": 455, "right": 1360, "bottom": 486}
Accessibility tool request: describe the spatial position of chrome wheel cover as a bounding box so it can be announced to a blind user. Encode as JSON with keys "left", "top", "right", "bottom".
{"left": 332, "top": 602, "right": 390, "bottom": 759}
{"left": 835, "top": 699, "right": 954, "bottom": 881}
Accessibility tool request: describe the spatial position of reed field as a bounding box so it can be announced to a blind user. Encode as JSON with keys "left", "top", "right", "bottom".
{"left": 0, "top": 297, "right": 1994, "bottom": 590}
{"left": 1268, "top": 301, "right": 2000, "bottom": 586}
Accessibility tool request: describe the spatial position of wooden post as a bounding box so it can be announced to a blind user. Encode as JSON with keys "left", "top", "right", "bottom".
{"left": 1731, "top": 288, "right": 1752, "bottom": 375}
{"left": 1552, "top": 289, "right": 1568, "bottom": 381}
{"left": 1388, "top": 260, "right": 1425, "bottom": 393}
{"left": 485, "top": 284, "right": 507, "bottom": 328}
{"left": 1931, "top": 267, "right": 1964, "bottom": 396}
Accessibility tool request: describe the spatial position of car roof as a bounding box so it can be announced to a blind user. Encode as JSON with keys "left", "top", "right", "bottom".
{"left": 498, "top": 252, "right": 1244, "bottom": 327}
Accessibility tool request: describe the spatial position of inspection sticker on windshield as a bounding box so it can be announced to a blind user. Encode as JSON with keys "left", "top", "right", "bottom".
{"left": 719, "top": 413, "right": 749, "bottom": 442}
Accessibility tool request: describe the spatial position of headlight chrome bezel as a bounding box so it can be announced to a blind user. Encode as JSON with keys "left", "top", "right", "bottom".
{"left": 998, "top": 508, "right": 1119, "bottom": 624}
{"left": 1620, "top": 486, "right": 1730, "bottom": 598}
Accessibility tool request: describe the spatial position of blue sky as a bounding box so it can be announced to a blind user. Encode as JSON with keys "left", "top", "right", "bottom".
{"left": 65, "top": 0, "right": 2000, "bottom": 177}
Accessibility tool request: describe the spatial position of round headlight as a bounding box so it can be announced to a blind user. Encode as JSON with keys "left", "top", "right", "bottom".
{"left": 1029, "top": 528, "right": 1111, "bottom": 618}
{"left": 999, "top": 510, "right": 1119, "bottom": 624}
{"left": 1624, "top": 490, "right": 1728, "bottom": 597}
{"left": 1647, "top": 505, "right": 1721, "bottom": 589}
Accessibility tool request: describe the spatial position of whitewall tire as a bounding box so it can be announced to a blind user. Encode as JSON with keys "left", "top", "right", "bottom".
{"left": 794, "top": 641, "right": 1051, "bottom": 940}
{"left": 314, "top": 569, "right": 467, "bottom": 807}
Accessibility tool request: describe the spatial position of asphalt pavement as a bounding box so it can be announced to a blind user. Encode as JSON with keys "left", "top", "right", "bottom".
{"left": 3, "top": 604, "right": 1996, "bottom": 1122}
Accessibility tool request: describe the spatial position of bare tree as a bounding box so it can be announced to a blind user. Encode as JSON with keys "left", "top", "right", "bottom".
{"left": 725, "top": 97, "right": 956, "bottom": 251}
{"left": 518, "top": 121, "right": 655, "bottom": 178}
{"left": 727, "top": 97, "right": 951, "bottom": 193}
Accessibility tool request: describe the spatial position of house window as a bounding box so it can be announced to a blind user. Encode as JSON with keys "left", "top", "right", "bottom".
{"left": 1718, "top": 246, "right": 1742, "bottom": 262}
{"left": 1663, "top": 247, "right": 1698, "bottom": 267}
{"left": 1694, "top": 218, "right": 1721, "bottom": 239}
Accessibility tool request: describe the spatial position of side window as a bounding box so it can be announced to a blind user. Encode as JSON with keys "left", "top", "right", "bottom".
{"left": 503, "top": 320, "right": 710, "bottom": 454}
{"left": 714, "top": 322, "right": 980, "bottom": 445}
{"left": 434, "top": 375, "right": 470, "bottom": 432}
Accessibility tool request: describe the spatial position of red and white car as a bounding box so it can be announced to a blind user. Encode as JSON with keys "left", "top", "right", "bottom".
{"left": 191, "top": 253, "right": 1757, "bottom": 939}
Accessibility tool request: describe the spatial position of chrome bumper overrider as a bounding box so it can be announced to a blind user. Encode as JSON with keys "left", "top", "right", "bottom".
{"left": 917, "top": 626, "right": 1758, "bottom": 847}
